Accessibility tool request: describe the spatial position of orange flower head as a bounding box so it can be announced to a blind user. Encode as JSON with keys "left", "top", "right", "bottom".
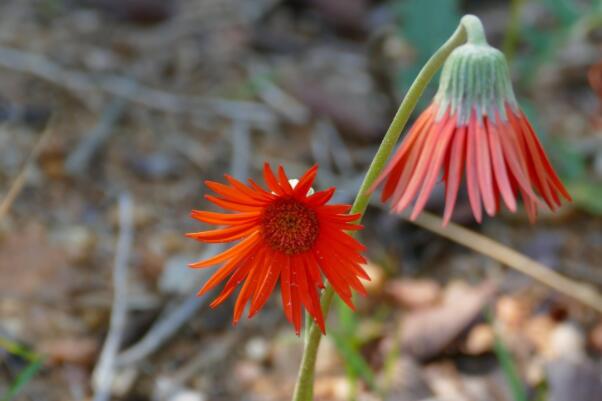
{"left": 187, "top": 164, "right": 369, "bottom": 334}
{"left": 374, "top": 42, "right": 571, "bottom": 224}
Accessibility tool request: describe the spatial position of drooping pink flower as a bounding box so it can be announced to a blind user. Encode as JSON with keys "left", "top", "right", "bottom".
{"left": 374, "top": 42, "right": 571, "bottom": 224}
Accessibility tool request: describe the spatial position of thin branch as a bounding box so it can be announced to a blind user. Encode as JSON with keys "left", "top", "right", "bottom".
{"left": 116, "top": 120, "right": 251, "bottom": 367}
{"left": 65, "top": 97, "right": 128, "bottom": 176}
{"left": 230, "top": 120, "right": 251, "bottom": 180}
{"left": 92, "top": 193, "right": 134, "bottom": 401}
{"left": 0, "top": 115, "right": 54, "bottom": 222}
{"left": 410, "top": 211, "right": 602, "bottom": 313}
{"left": 332, "top": 174, "right": 602, "bottom": 313}
{"left": 115, "top": 287, "right": 213, "bottom": 367}
{"left": 0, "top": 46, "right": 275, "bottom": 124}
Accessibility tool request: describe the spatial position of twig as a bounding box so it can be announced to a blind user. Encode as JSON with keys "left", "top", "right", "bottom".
{"left": 116, "top": 120, "right": 252, "bottom": 367}
{"left": 410, "top": 211, "right": 602, "bottom": 313}
{"left": 331, "top": 174, "right": 602, "bottom": 313}
{"left": 65, "top": 97, "right": 128, "bottom": 175}
{"left": 251, "top": 74, "right": 309, "bottom": 124}
{"left": 92, "top": 194, "right": 134, "bottom": 401}
{"left": 0, "top": 46, "right": 275, "bottom": 124}
{"left": 0, "top": 115, "right": 54, "bottom": 222}
{"left": 319, "top": 119, "right": 354, "bottom": 173}
{"left": 163, "top": 333, "right": 239, "bottom": 397}
{"left": 115, "top": 286, "right": 215, "bottom": 367}
{"left": 230, "top": 119, "right": 251, "bottom": 180}
{"left": 311, "top": 123, "right": 333, "bottom": 175}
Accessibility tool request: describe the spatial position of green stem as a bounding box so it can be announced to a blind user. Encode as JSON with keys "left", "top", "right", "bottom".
{"left": 462, "top": 14, "right": 488, "bottom": 45}
{"left": 291, "top": 15, "right": 480, "bottom": 401}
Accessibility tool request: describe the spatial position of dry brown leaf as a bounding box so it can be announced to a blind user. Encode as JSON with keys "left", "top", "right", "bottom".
{"left": 525, "top": 314, "right": 557, "bottom": 354}
{"left": 401, "top": 281, "right": 496, "bottom": 361}
{"left": 39, "top": 337, "right": 98, "bottom": 366}
{"left": 496, "top": 295, "right": 532, "bottom": 329}
{"left": 385, "top": 278, "right": 441, "bottom": 310}
{"left": 463, "top": 323, "right": 495, "bottom": 355}
{"left": 0, "top": 223, "right": 71, "bottom": 298}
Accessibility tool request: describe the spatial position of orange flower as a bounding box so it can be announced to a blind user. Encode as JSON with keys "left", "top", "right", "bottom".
{"left": 187, "top": 164, "right": 368, "bottom": 334}
{"left": 374, "top": 42, "right": 571, "bottom": 224}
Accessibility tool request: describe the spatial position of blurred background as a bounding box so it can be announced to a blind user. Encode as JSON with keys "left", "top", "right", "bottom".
{"left": 0, "top": 0, "right": 601, "bottom": 400}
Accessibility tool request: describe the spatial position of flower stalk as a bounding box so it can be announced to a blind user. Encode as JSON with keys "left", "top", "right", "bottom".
{"left": 290, "top": 15, "right": 490, "bottom": 401}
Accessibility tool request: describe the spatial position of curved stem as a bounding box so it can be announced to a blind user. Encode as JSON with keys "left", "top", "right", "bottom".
{"left": 461, "top": 14, "right": 488, "bottom": 45}
{"left": 291, "top": 18, "right": 471, "bottom": 401}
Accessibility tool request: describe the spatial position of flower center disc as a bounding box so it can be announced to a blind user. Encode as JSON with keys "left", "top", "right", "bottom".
{"left": 262, "top": 199, "right": 319, "bottom": 255}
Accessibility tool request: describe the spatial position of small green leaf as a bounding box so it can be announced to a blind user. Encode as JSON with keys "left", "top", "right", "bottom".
{"left": 330, "top": 331, "right": 378, "bottom": 394}
{"left": 568, "top": 181, "right": 602, "bottom": 215}
{"left": 487, "top": 310, "right": 528, "bottom": 401}
{"left": 2, "top": 358, "right": 43, "bottom": 401}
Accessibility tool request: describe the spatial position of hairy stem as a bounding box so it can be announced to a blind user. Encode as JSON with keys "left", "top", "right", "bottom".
{"left": 291, "top": 15, "right": 485, "bottom": 401}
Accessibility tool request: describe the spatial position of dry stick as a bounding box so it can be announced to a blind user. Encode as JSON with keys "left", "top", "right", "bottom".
{"left": 92, "top": 193, "right": 134, "bottom": 401}
{"left": 410, "top": 211, "right": 602, "bottom": 313}
{"left": 321, "top": 119, "right": 354, "bottom": 173}
{"left": 65, "top": 97, "right": 128, "bottom": 175}
{"left": 165, "top": 333, "right": 240, "bottom": 397}
{"left": 115, "top": 269, "right": 218, "bottom": 367}
{"left": 116, "top": 121, "right": 252, "bottom": 367}
{"left": 0, "top": 46, "right": 275, "bottom": 124}
{"left": 231, "top": 119, "right": 251, "bottom": 180}
{"left": 0, "top": 116, "right": 54, "bottom": 222}
{"left": 337, "top": 173, "right": 602, "bottom": 313}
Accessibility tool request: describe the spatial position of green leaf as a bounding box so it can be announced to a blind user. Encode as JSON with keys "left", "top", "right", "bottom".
{"left": 0, "top": 337, "right": 43, "bottom": 401}
{"left": 487, "top": 310, "right": 528, "bottom": 401}
{"left": 568, "top": 180, "right": 602, "bottom": 215}
{"left": 330, "top": 330, "right": 378, "bottom": 394}
{"left": 1, "top": 358, "right": 43, "bottom": 401}
{"left": 332, "top": 297, "right": 382, "bottom": 399}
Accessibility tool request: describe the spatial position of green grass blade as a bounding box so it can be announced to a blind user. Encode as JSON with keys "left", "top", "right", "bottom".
{"left": 487, "top": 311, "right": 528, "bottom": 401}
{"left": 1, "top": 357, "right": 43, "bottom": 401}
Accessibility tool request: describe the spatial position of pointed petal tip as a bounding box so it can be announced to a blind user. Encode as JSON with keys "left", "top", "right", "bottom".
{"left": 197, "top": 286, "right": 210, "bottom": 297}
{"left": 409, "top": 209, "right": 421, "bottom": 221}
{"left": 189, "top": 261, "right": 206, "bottom": 269}
{"left": 209, "top": 299, "right": 222, "bottom": 309}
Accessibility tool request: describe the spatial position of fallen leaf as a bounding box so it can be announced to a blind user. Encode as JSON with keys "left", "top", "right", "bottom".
{"left": 401, "top": 281, "right": 496, "bottom": 361}
{"left": 385, "top": 278, "right": 441, "bottom": 310}
{"left": 463, "top": 323, "right": 494, "bottom": 355}
{"left": 39, "top": 337, "right": 98, "bottom": 366}
{"left": 0, "top": 224, "right": 70, "bottom": 298}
